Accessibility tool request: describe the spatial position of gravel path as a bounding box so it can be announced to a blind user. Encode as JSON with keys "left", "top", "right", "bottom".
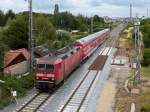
{"left": 96, "top": 57, "right": 131, "bottom": 112}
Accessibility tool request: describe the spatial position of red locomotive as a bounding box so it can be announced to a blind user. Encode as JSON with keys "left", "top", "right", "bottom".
{"left": 35, "top": 29, "right": 110, "bottom": 90}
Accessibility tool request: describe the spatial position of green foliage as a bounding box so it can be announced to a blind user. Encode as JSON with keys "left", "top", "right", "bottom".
{"left": 79, "top": 24, "right": 88, "bottom": 32}
{"left": 0, "top": 88, "right": 10, "bottom": 109}
{"left": 76, "top": 15, "right": 89, "bottom": 32}
{"left": 0, "top": 39, "right": 8, "bottom": 68}
{"left": 0, "top": 10, "right": 15, "bottom": 27}
{"left": 5, "top": 10, "right": 15, "bottom": 23}
{"left": 33, "top": 14, "right": 56, "bottom": 46}
{"left": 0, "top": 73, "right": 35, "bottom": 109}
{"left": 142, "top": 48, "right": 150, "bottom": 66}
{"left": 52, "top": 40, "right": 63, "bottom": 49}
{"left": 2, "top": 13, "right": 56, "bottom": 49}
{"left": 140, "top": 19, "right": 150, "bottom": 66}
{"left": 52, "top": 12, "right": 106, "bottom": 32}
{"left": 0, "top": 10, "right": 5, "bottom": 26}
{"left": 56, "top": 30, "right": 71, "bottom": 41}
{"left": 53, "top": 12, "right": 77, "bottom": 30}
{"left": 140, "top": 19, "right": 150, "bottom": 47}
{"left": 93, "top": 15, "right": 105, "bottom": 27}
{"left": 3, "top": 14, "right": 28, "bottom": 49}
{"left": 142, "top": 67, "right": 150, "bottom": 77}
{"left": 71, "top": 35, "right": 82, "bottom": 39}
{"left": 141, "top": 105, "right": 150, "bottom": 112}
{"left": 1, "top": 73, "right": 35, "bottom": 96}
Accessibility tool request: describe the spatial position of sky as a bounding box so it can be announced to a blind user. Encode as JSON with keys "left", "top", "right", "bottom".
{"left": 0, "top": 0, "right": 150, "bottom": 17}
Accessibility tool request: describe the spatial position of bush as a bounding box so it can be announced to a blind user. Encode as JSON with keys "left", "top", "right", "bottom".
{"left": 141, "top": 105, "right": 150, "bottom": 112}
{"left": 142, "top": 48, "right": 150, "bottom": 66}
{"left": 0, "top": 73, "right": 35, "bottom": 109}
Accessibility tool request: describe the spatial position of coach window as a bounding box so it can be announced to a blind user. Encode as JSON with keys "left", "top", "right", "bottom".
{"left": 46, "top": 64, "right": 54, "bottom": 73}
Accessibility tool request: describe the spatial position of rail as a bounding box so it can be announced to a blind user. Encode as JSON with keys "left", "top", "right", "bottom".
{"left": 16, "top": 93, "right": 51, "bottom": 112}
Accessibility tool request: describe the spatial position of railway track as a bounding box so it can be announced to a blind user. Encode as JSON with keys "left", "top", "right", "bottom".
{"left": 58, "top": 47, "right": 112, "bottom": 112}
{"left": 57, "top": 70, "right": 99, "bottom": 112}
{"left": 14, "top": 47, "right": 112, "bottom": 112}
{"left": 16, "top": 93, "right": 51, "bottom": 112}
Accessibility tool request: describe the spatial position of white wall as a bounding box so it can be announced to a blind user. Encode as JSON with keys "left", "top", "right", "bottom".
{"left": 4, "top": 61, "right": 29, "bottom": 75}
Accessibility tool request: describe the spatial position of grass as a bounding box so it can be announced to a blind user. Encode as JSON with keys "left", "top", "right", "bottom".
{"left": 71, "top": 33, "right": 88, "bottom": 40}
{"left": 115, "top": 24, "right": 150, "bottom": 112}
{"left": 71, "top": 35, "right": 82, "bottom": 39}
{"left": 116, "top": 79, "right": 150, "bottom": 112}
{"left": 117, "top": 25, "right": 134, "bottom": 57}
{"left": 142, "top": 66, "right": 150, "bottom": 77}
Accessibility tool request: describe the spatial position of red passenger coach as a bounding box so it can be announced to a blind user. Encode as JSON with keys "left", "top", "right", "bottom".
{"left": 72, "top": 29, "right": 110, "bottom": 59}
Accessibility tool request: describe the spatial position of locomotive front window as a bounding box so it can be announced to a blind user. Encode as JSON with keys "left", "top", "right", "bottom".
{"left": 46, "top": 64, "right": 54, "bottom": 73}
{"left": 37, "top": 64, "right": 45, "bottom": 71}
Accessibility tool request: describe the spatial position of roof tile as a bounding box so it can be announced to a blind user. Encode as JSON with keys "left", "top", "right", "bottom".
{"left": 4, "top": 48, "right": 30, "bottom": 67}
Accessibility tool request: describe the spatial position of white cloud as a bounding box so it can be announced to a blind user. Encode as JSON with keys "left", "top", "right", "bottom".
{"left": 0, "top": 0, "right": 28, "bottom": 13}
{"left": 0, "top": 0, "right": 149, "bottom": 17}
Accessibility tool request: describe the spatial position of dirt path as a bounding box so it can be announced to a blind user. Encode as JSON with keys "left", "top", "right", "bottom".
{"left": 96, "top": 81, "right": 116, "bottom": 112}
{"left": 96, "top": 56, "right": 131, "bottom": 112}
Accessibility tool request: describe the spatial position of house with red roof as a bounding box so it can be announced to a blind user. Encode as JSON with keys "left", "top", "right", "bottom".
{"left": 4, "top": 48, "right": 30, "bottom": 75}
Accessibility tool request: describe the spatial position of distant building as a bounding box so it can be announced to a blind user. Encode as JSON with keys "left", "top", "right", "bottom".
{"left": 71, "top": 30, "right": 79, "bottom": 35}
{"left": 4, "top": 48, "right": 30, "bottom": 75}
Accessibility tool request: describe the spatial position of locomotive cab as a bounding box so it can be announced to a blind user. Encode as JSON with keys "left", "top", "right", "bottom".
{"left": 35, "top": 58, "right": 63, "bottom": 91}
{"left": 35, "top": 63, "right": 55, "bottom": 90}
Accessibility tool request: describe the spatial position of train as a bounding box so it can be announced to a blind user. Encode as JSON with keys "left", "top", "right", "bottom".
{"left": 35, "top": 29, "right": 110, "bottom": 91}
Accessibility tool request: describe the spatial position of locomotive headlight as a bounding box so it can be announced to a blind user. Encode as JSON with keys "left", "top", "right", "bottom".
{"left": 37, "top": 74, "right": 43, "bottom": 76}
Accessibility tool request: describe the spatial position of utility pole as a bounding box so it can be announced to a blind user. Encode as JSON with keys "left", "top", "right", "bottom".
{"left": 91, "top": 16, "right": 93, "bottom": 33}
{"left": 147, "top": 8, "right": 149, "bottom": 18}
{"left": 28, "top": 0, "right": 34, "bottom": 71}
{"left": 130, "top": 3, "right": 132, "bottom": 22}
{"left": 133, "top": 17, "right": 141, "bottom": 85}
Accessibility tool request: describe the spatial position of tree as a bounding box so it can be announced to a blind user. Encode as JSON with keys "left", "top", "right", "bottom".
{"left": 0, "top": 10, "right": 5, "bottom": 26}
{"left": 4, "top": 10, "right": 15, "bottom": 23}
{"left": 79, "top": 23, "right": 88, "bottom": 32}
{"left": 3, "top": 14, "right": 28, "bottom": 49}
{"left": 53, "top": 12, "right": 77, "bottom": 30}
{"left": 76, "top": 15, "right": 88, "bottom": 32}
{"left": 3, "top": 14, "right": 56, "bottom": 49}
{"left": 33, "top": 14, "right": 56, "bottom": 46}
{"left": 56, "top": 30, "right": 71, "bottom": 41}
{"left": 0, "top": 10, "right": 15, "bottom": 27}
{"left": 142, "top": 48, "right": 150, "bottom": 66}
{"left": 0, "top": 40, "right": 8, "bottom": 68}
{"left": 140, "top": 19, "right": 150, "bottom": 66}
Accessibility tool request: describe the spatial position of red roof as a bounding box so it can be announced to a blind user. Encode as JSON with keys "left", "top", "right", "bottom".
{"left": 4, "top": 48, "right": 30, "bottom": 67}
